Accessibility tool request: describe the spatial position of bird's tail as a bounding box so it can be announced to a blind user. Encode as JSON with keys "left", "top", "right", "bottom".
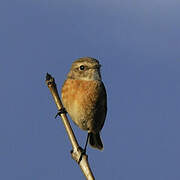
{"left": 89, "top": 132, "right": 103, "bottom": 150}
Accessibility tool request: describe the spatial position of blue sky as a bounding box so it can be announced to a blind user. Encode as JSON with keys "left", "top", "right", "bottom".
{"left": 0, "top": 0, "right": 180, "bottom": 179}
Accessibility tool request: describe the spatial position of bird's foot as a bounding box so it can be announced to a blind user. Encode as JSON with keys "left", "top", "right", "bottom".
{"left": 78, "top": 147, "right": 86, "bottom": 164}
{"left": 70, "top": 147, "right": 86, "bottom": 164}
{"left": 76, "top": 133, "right": 89, "bottom": 163}
{"left": 55, "top": 107, "right": 67, "bottom": 118}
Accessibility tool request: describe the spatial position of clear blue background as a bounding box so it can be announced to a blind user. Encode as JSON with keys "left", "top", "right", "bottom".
{"left": 1, "top": 0, "right": 180, "bottom": 179}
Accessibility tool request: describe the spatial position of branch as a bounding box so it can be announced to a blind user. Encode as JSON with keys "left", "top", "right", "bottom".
{"left": 46, "top": 73, "right": 95, "bottom": 180}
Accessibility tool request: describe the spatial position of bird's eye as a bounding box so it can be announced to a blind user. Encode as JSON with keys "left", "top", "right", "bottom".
{"left": 80, "top": 65, "right": 85, "bottom": 70}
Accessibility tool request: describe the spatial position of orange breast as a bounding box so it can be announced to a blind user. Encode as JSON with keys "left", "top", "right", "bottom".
{"left": 61, "top": 79, "right": 101, "bottom": 130}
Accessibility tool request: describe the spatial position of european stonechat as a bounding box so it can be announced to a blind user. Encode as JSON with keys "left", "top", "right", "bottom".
{"left": 61, "top": 57, "right": 107, "bottom": 150}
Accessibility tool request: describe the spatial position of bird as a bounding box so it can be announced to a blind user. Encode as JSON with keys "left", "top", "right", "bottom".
{"left": 61, "top": 57, "right": 107, "bottom": 151}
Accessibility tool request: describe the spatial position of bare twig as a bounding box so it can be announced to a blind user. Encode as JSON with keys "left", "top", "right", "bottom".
{"left": 46, "top": 73, "right": 95, "bottom": 180}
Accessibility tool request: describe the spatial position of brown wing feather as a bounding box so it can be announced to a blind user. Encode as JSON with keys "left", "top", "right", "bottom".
{"left": 92, "top": 82, "right": 107, "bottom": 133}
